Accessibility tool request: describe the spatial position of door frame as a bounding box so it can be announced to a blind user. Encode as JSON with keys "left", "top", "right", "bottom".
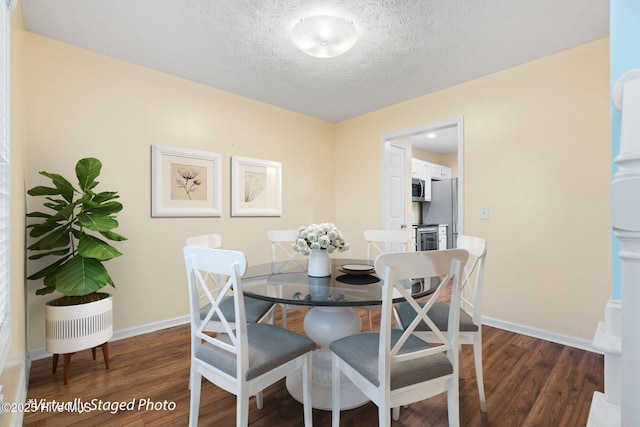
{"left": 380, "top": 139, "right": 409, "bottom": 230}
{"left": 380, "top": 116, "right": 464, "bottom": 235}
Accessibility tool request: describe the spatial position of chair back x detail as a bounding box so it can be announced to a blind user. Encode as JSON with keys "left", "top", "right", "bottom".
{"left": 395, "top": 234, "right": 488, "bottom": 413}
{"left": 186, "top": 234, "right": 274, "bottom": 333}
{"left": 458, "top": 235, "right": 487, "bottom": 327}
{"left": 362, "top": 229, "right": 413, "bottom": 330}
{"left": 364, "top": 229, "right": 413, "bottom": 264}
{"left": 267, "top": 230, "right": 306, "bottom": 274}
{"left": 330, "top": 249, "right": 469, "bottom": 427}
{"left": 184, "top": 246, "right": 314, "bottom": 427}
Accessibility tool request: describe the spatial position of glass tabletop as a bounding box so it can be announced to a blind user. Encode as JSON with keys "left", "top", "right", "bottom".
{"left": 242, "top": 258, "right": 440, "bottom": 307}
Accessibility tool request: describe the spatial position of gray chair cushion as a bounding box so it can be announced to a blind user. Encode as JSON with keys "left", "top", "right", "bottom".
{"left": 200, "top": 296, "right": 274, "bottom": 324}
{"left": 396, "top": 301, "right": 478, "bottom": 332}
{"left": 329, "top": 330, "right": 452, "bottom": 390}
{"left": 195, "top": 323, "right": 315, "bottom": 381}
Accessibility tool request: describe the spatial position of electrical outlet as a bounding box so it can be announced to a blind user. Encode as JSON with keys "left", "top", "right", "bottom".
{"left": 480, "top": 207, "right": 489, "bottom": 220}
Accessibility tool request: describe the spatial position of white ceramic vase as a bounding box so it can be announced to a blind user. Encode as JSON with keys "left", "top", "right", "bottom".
{"left": 308, "top": 249, "right": 331, "bottom": 277}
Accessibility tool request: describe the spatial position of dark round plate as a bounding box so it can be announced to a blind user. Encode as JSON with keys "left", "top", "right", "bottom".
{"left": 338, "top": 264, "right": 375, "bottom": 275}
{"left": 335, "top": 274, "right": 379, "bottom": 285}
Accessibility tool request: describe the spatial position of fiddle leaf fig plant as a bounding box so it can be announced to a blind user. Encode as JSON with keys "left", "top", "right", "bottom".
{"left": 26, "top": 157, "right": 127, "bottom": 298}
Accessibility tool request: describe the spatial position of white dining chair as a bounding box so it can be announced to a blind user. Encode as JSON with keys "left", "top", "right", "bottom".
{"left": 395, "top": 235, "right": 488, "bottom": 412}
{"left": 267, "top": 230, "right": 307, "bottom": 328}
{"left": 186, "top": 234, "right": 275, "bottom": 332}
{"left": 330, "top": 249, "right": 468, "bottom": 427}
{"left": 184, "top": 246, "right": 315, "bottom": 427}
{"left": 363, "top": 229, "right": 413, "bottom": 330}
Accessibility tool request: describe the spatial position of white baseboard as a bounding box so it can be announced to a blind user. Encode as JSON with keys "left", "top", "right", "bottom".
{"left": 482, "top": 316, "right": 598, "bottom": 353}
{"left": 28, "top": 313, "right": 597, "bottom": 360}
{"left": 28, "top": 315, "right": 189, "bottom": 361}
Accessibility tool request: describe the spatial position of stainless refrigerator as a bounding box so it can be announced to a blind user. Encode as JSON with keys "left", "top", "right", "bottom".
{"left": 422, "top": 178, "right": 458, "bottom": 248}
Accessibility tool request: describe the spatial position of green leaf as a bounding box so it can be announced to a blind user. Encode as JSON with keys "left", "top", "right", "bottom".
{"left": 100, "top": 230, "right": 128, "bottom": 241}
{"left": 26, "top": 211, "right": 53, "bottom": 219}
{"left": 35, "top": 286, "right": 56, "bottom": 296}
{"left": 76, "top": 212, "right": 118, "bottom": 232}
{"left": 44, "top": 196, "right": 67, "bottom": 205}
{"left": 85, "top": 201, "right": 123, "bottom": 215}
{"left": 28, "top": 248, "right": 70, "bottom": 260}
{"left": 28, "top": 221, "right": 62, "bottom": 238}
{"left": 92, "top": 191, "right": 120, "bottom": 204}
{"left": 43, "top": 272, "right": 57, "bottom": 288}
{"left": 51, "top": 202, "right": 77, "bottom": 221}
{"left": 27, "top": 225, "right": 71, "bottom": 250}
{"left": 27, "top": 186, "right": 62, "bottom": 197}
{"left": 78, "top": 234, "right": 123, "bottom": 260}
{"left": 54, "top": 256, "right": 112, "bottom": 296}
{"left": 40, "top": 171, "right": 76, "bottom": 203}
{"left": 76, "top": 158, "right": 102, "bottom": 193}
{"left": 26, "top": 256, "right": 69, "bottom": 281}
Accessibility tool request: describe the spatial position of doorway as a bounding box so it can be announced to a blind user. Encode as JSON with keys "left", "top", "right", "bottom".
{"left": 381, "top": 117, "right": 464, "bottom": 234}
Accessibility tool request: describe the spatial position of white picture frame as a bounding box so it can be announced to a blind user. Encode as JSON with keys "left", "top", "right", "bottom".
{"left": 231, "top": 156, "right": 282, "bottom": 217}
{"left": 151, "top": 145, "right": 222, "bottom": 217}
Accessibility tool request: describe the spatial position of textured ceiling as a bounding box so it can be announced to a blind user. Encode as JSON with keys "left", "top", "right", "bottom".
{"left": 21, "top": 0, "right": 609, "bottom": 123}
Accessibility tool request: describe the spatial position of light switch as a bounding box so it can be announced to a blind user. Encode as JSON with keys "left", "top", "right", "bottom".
{"left": 480, "top": 207, "right": 489, "bottom": 220}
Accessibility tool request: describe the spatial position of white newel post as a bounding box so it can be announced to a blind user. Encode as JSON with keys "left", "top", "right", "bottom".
{"left": 613, "top": 69, "right": 640, "bottom": 426}
{"left": 588, "top": 69, "right": 640, "bottom": 427}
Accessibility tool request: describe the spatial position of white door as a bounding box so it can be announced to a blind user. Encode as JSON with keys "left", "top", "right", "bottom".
{"left": 382, "top": 140, "right": 408, "bottom": 234}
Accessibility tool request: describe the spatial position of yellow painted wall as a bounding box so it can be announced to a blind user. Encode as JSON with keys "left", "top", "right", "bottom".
{"left": 335, "top": 38, "right": 611, "bottom": 340}
{"left": 20, "top": 29, "right": 609, "bottom": 351}
{"left": 23, "top": 33, "right": 335, "bottom": 349}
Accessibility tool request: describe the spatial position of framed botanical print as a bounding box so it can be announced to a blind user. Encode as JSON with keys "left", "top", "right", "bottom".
{"left": 231, "top": 156, "right": 282, "bottom": 217}
{"left": 151, "top": 145, "right": 222, "bottom": 217}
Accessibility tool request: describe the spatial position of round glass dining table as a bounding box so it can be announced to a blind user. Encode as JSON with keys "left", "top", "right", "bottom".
{"left": 242, "top": 258, "right": 439, "bottom": 410}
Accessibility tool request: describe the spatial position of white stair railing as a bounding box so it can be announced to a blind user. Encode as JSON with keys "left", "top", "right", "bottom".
{"left": 612, "top": 69, "right": 640, "bottom": 426}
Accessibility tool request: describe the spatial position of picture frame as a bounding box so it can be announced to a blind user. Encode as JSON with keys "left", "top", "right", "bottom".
{"left": 151, "top": 145, "right": 222, "bottom": 217}
{"left": 231, "top": 156, "right": 282, "bottom": 217}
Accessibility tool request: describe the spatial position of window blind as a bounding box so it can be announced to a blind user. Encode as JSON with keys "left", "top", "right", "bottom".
{"left": 0, "top": 0, "right": 12, "bottom": 371}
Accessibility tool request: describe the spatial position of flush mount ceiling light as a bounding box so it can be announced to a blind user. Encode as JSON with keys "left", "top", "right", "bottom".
{"left": 291, "top": 15, "right": 358, "bottom": 58}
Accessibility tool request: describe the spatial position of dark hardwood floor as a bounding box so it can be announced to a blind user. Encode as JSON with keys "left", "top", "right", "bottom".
{"left": 24, "top": 307, "right": 603, "bottom": 426}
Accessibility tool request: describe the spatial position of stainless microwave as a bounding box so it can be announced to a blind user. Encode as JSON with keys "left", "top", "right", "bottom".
{"left": 412, "top": 178, "right": 426, "bottom": 202}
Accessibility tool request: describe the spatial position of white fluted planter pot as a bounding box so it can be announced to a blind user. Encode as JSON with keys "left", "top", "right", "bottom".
{"left": 45, "top": 294, "right": 113, "bottom": 354}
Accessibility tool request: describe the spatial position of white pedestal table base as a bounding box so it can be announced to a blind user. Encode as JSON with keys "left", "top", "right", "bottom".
{"left": 285, "top": 306, "right": 368, "bottom": 410}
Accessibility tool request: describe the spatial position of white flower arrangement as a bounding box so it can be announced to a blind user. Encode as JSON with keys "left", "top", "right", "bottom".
{"left": 292, "top": 223, "right": 350, "bottom": 256}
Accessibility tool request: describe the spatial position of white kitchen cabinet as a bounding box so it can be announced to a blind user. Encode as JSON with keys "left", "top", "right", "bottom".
{"left": 432, "top": 165, "right": 451, "bottom": 180}
{"left": 423, "top": 161, "right": 452, "bottom": 180}
{"left": 411, "top": 159, "right": 431, "bottom": 201}
{"left": 430, "top": 163, "right": 442, "bottom": 179}
{"left": 411, "top": 159, "right": 431, "bottom": 181}
{"left": 411, "top": 159, "right": 422, "bottom": 179}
